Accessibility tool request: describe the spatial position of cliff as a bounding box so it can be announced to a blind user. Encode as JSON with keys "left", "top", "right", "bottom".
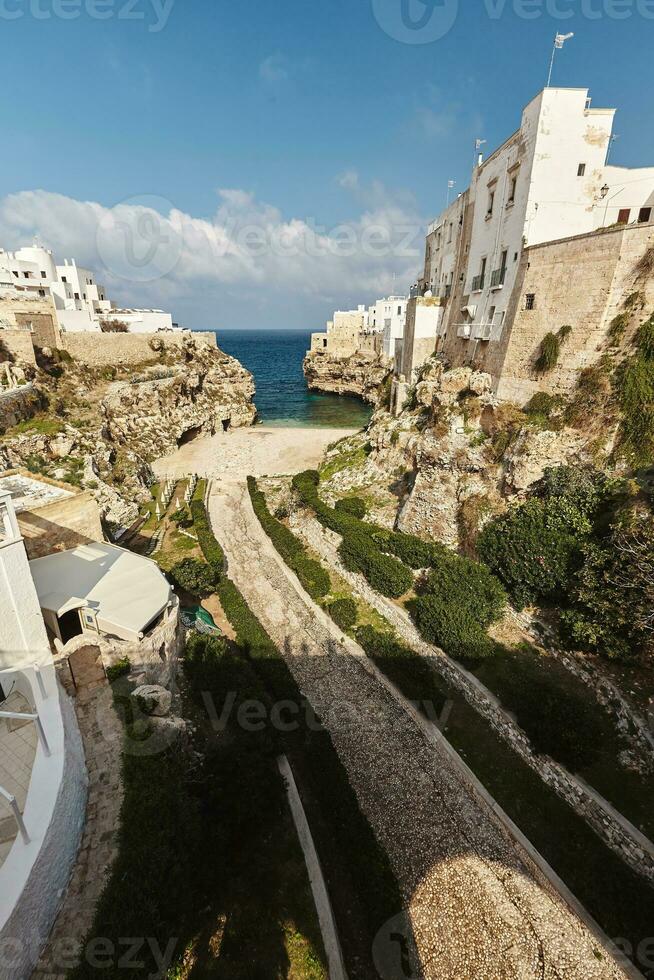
{"left": 303, "top": 348, "right": 392, "bottom": 406}
{"left": 0, "top": 335, "right": 256, "bottom": 534}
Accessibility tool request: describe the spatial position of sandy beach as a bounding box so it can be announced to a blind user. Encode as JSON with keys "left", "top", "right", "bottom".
{"left": 152, "top": 425, "right": 358, "bottom": 482}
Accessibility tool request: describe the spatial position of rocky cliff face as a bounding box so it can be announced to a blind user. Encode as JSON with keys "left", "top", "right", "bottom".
{"left": 303, "top": 348, "right": 392, "bottom": 405}
{"left": 1, "top": 336, "right": 256, "bottom": 534}
{"left": 319, "top": 358, "right": 594, "bottom": 550}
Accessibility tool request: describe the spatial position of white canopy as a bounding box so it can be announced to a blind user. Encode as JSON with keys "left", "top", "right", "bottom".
{"left": 30, "top": 542, "right": 171, "bottom": 640}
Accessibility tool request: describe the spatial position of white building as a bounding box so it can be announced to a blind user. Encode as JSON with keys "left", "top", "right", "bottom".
{"left": 419, "top": 86, "right": 654, "bottom": 361}
{"left": 0, "top": 245, "right": 180, "bottom": 335}
{"left": 0, "top": 493, "right": 87, "bottom": 980}
{"left": 367, "top": 296, "right": 408, "bottom": 358}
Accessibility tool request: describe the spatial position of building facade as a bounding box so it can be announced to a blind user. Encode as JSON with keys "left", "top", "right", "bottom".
{"left": 0, "top": 245, "right": 179, "bottom": 335}
{"left": 399, "top": 86, "right": 654, "bottom": 399}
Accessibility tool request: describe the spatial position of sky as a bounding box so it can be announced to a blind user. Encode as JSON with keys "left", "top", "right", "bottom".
{"left": 0, "top": 0, "right": 652, "bottom": 330}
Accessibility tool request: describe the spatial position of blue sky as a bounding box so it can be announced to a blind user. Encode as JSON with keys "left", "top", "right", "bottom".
{"left": 1, "top": 0, "right": 652, "bottom": 329}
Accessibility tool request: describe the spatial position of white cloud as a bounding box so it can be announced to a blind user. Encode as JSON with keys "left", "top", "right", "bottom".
{"left": 0, "top": 185, "right": 425, "bottom": 329}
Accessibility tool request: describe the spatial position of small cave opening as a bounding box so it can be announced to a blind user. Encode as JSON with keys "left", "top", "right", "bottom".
{"left": 178, "top": 425, "right": 203, "bottom": 447}
{"left": 221, "top": 417, "right": 231, "bottom": 432}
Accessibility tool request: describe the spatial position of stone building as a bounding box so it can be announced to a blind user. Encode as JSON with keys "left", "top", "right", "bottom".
{"left": 396, "top": 85, "right": 654, "bottom": 402}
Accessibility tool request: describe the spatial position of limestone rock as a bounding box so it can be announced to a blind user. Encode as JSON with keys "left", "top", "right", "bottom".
{"left": 505, "top": 427, "right": 589, "bottom": 493}
{"left": 303, "top": 349, "right": 392, "bottom": 405}
{"left": 131, "top": 684, "right": 172, "bottom": 717}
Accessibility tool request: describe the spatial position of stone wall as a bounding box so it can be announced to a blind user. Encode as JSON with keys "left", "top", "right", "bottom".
{"left": 60, "top": 330, "right": 216, "bottom": 368}
{"left": 437, "top": 222, "right": 654, "bottom": 404}
{"left": 0, "top": 294, "right": 60, "bottom": 350}
{"left": 19, "top": 490, "right": 104, "bottom": 560}
{"left": 0, "top": 329, "right": 37, "bottom": 366}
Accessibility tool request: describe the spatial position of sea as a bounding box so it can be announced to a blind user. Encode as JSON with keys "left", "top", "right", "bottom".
{"left": 210, "top": 328, "right": 373, "bottom": 429}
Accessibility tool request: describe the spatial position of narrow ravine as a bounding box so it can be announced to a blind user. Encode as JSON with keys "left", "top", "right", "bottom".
{"left": 209, "top": 479, "right": 632, "bottom": 980}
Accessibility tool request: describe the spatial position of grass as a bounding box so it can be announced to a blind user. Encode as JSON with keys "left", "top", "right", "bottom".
{"left": 6, "top": 415, "right": 64, "bottom": 437}
{"left": 319, "top": 439, "right": 371, "bottom": 481}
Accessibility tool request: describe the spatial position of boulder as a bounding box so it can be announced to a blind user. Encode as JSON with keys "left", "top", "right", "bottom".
{"left": 131, "top": 684, "right": 172, "bottom": 717}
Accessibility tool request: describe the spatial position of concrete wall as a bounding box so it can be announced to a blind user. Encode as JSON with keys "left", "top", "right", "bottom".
{"left": 18, "top": 491, "right": 104, "bottom": 560}
{"left": 60, "top": 330, "right": 215, "bottom": 368}
{"left": 399, "top": 297, "right": 444, "bottom": 382}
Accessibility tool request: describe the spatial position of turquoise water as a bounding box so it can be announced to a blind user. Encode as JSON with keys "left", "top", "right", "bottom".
{"left": 213, "top": 329, "right": 372, "bottom": 429}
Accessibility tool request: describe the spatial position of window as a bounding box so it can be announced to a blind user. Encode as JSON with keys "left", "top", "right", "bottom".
{"left": 41, "top": 270, "right": 47, "bottom": 278}
{"left": 23, "top": 271, "right": 29, "bottom": 278}
{"left": 617, "top": 209, "right": 631, "bottom": 224}
{"left": 481, "top": 257, "right": 487, "bottom": 278}
{"left": 74, "top": 292, "right": 80, "bottom": 300}
{"left": 61, "top": 276, "right": 67, "bottom": 283}
{"left": 508, "top": 175, "right": 517, "bottom": 204}
{"left": 500, "top": 249, "right": 507, "bottom": 273}
{"left": 487, "top": 191, "right": 494, "bottom": 216}
{"left": 577, "top": 163, "right": 586, "bottom": 176}
{"left": 448, "top": 222, "right": 453, "bottom": 242}
{"left": 38, "top": 289, "right": 46, "bottom": 297}
{"left": 525, "top": 293, "right": 536, "bottom": 310}
{"left": 397, "top": 306, "right": 402, "bottom": 315}
{"left": 638, "top": 207, "right": 652, "bottom": 223}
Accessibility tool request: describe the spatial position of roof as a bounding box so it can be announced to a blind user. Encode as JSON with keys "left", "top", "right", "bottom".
{"left": 29, "top": 542, "right": 171, "bottom": 636}
{"left": 0, "top": 473, "right": 75, "bottom": 513}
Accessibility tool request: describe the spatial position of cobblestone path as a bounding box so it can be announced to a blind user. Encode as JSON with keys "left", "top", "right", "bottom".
{"left": 210, "top": 480, "right": 631, "bottom": 980}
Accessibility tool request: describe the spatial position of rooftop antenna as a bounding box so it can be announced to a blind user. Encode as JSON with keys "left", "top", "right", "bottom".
{"left": 547, "top": 32, "right": 574, "bottom": 87}
{"left": 446, "top": 179, "right": 455, "bottom": 207}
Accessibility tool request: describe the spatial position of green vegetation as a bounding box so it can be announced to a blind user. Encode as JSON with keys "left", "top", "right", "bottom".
{"left": 534, "top": 325, "right": 572, "bottom": 373}
{"left": 616, "top": 314, "right": 654, "bottom": 467}
{"left": 327, "top": 596, "right": 358, "bottom": 631}
{"left": 6, "top": 415, "right": 64, "bottom": 437}
{"left": 191, "top": 495, "right": 225, "bottom": 577}
{"left": 247, "top": 476, "right": 330, "bottom": 600}
{"left": 319, "top": 439, "right": 371, "bottom": 481}
{"left": 334, "top": 495, "right": 367, "bottom": 519}
{"left": 169, "top": 557, "right": 217, "bottom": 597}
{"left": 409, "top": 552, "right": 507, "bottom": 661}
{"left": 105, "top": 656, "right": 130, "bottom": 682}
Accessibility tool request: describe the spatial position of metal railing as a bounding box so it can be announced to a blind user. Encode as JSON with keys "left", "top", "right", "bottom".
{"left": 490, "top": 267, "right": 506, "bottom": 288}
{"left": 473, "top": 322, "right": 494, "bottom": 341}
{"left": 456, "top": 323, "right": 472, "bottom": 339}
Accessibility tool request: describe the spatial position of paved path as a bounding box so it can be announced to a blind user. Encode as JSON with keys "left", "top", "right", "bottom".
{"left": 209, "top": 480, "right": 631, "bottom": 980}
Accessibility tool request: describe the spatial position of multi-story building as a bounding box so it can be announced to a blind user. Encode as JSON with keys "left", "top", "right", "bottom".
{"left": 0, "top": 245, "right": 178, "bottom": 334}
{"left": 367, "top": 296, "right": 408, "bottom": 358}
{"left": 397, "top": 85, "right": 654, "bottom": 402}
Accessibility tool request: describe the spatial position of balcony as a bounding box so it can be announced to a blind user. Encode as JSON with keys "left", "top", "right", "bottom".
{"left": 473, "top": 322, "right": 493, "bottom": 341}
{"left": 471, "top": 274, "right": 485, "bottom": 292}
{"left": 456, "top": 323, "right": 472, "bottom": 339}
{"left": 490, "top": 267, "right": 506, "bottom": 289}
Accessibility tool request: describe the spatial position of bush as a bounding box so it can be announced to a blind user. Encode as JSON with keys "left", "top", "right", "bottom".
{"left": 328, "top": 597, "right": 358, "bottom": 631}
{"left": 535, "top": 325, "right": 571, "bottom": 373}
{"left": 374, "top": 530, "right": 441, "bottom": 570}
{"left": 410, "top": 594, "right": 497, "bottom": 660}
{"left": 170, "top": 505, "right": 192, "bottom": 528}
{"left": 477, "top": 498, "right": 583, "bottom": 608}
{"left": 106, "top": 656, "right": 131, "bottom": 682}
{"left": 169, "top": 557, "right": 217, "bottom": 597}
{"left": 339, "top": 532, "right": 414, "bottom": 598}
{"left": 424, "top": 550, "right": 507, "bottom": 626}
{"left": 616, "top": 315, "right": 654, "bottom": 467}
{"left": 247, "top": 476, "right": 330, "bottom": 600}
{"left": 190, "top": 498, "right": 225, "bottom": 576}
{"left": 335, "top": 496, "right": 367, "bottom": 519}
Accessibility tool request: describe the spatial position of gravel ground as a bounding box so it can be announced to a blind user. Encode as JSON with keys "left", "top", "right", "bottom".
{"left": 209, "top": 479, "right": 632, "bottom": 980}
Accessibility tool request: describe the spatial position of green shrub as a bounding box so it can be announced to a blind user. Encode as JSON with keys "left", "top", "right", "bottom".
{"left": 289, "top": 553, "right": 331, "bottom": 600}
{"left": 410, "top": 594, "right": 497, "bottom": 660}
{"left": 190, "top": 498, "right": 225, "bottom": 575}
{"left": 374, "top": 529, "right": 441, "bottom": 569}
{"left": 477, "top": 498, "right": 583, "bottom": 608}
{"left": 424, "top": 550, "right": 507, "bottom": 625}
{"left": 615, "top": 315, "right": 654, "bottom": 467}
{"left": 339, "top": 533, "right": 413, "bottom": 598}
{"left": 169, "top": 557, "right": 217, "bottom": 597}
{"left": 106, "top": 656, "right": 131, "bottom": 682}
{"left": 535, "top": 325, "right": 571, "bottom": 373}
{"left": 328, "top": 597, "right": 358, "bottom": 631}
{"left": 608, "top": 312, "right": 629, "bottom": 343}
{"left": 335, "top": 496, "right": 367, "bottom": 519}
{"left": 170, "top": 505, "right": 192, "bottom": 528}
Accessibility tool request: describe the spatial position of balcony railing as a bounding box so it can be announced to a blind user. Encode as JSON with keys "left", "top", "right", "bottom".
{"left": 456, "top": 323, "right": 472, "bottom": 339}
{"left": 490, "top": 267, "right": 506, "bottom": 288}
{"left": 471, "top": 274, "right": 485, "bottom": 292}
